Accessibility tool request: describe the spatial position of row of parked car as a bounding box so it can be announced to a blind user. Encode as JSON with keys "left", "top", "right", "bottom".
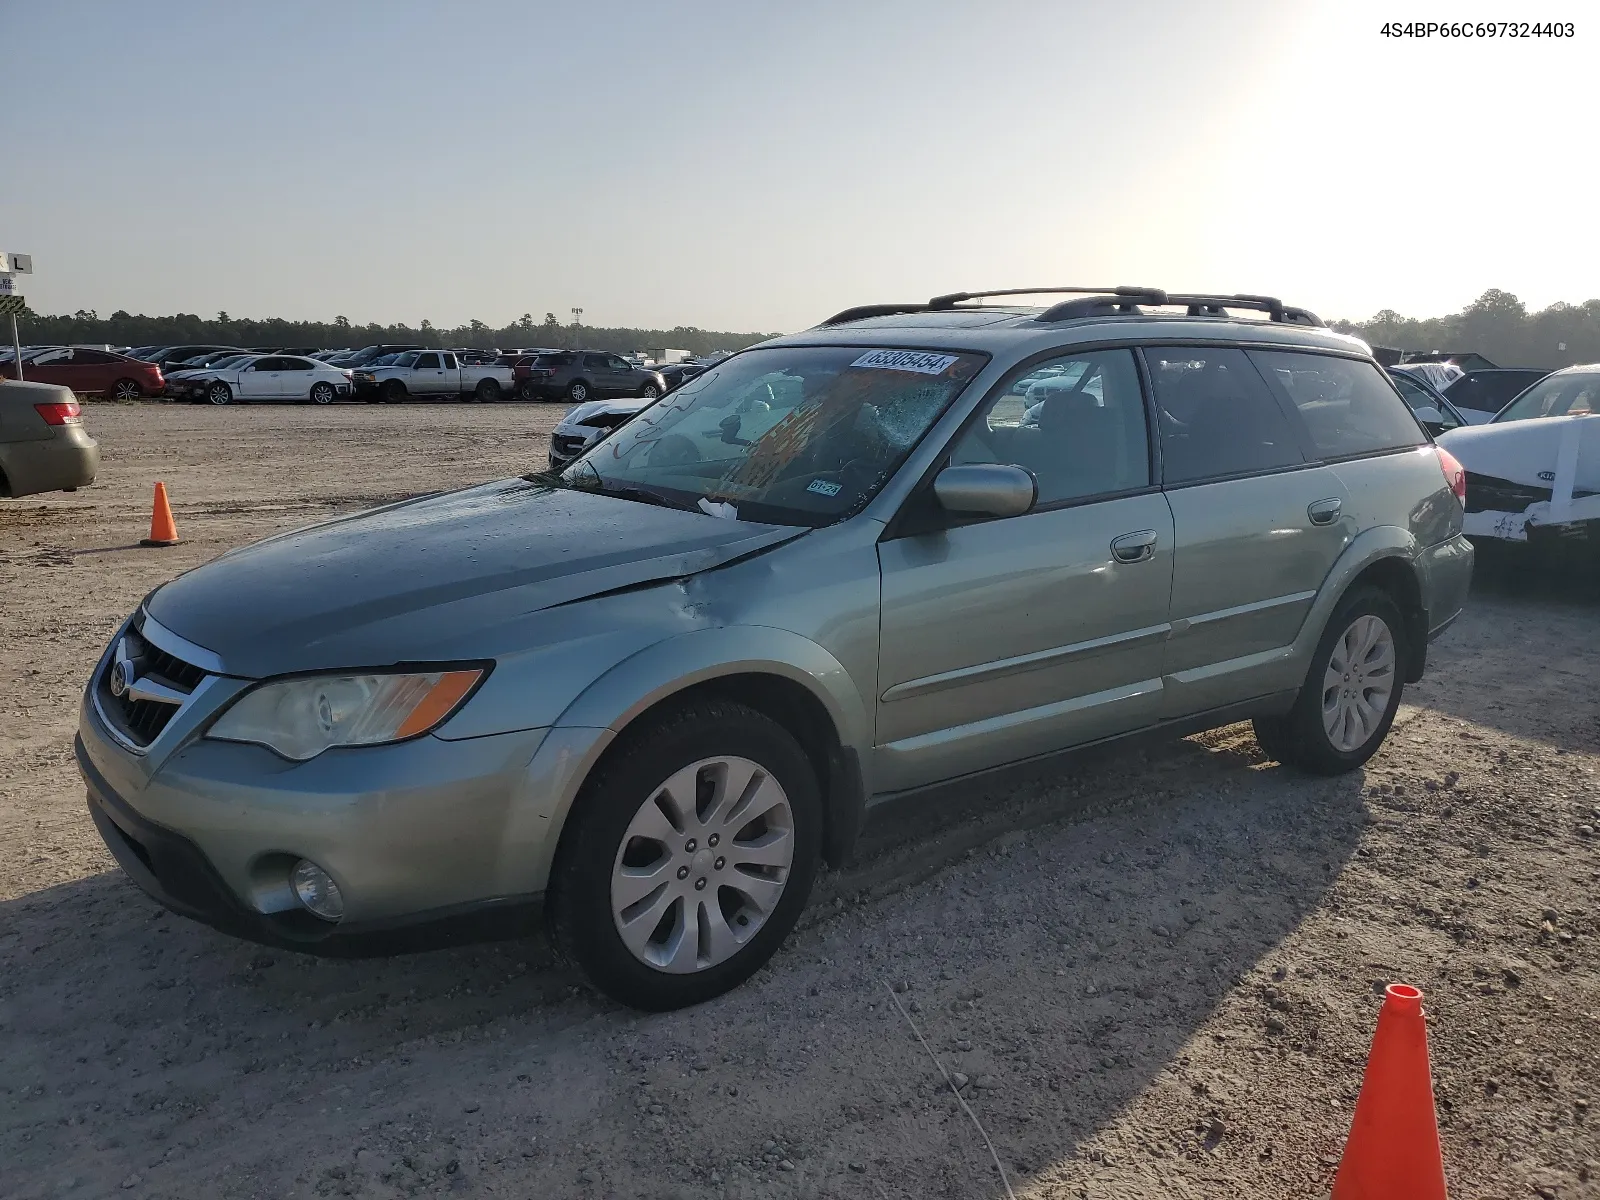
{"left": 0, "top": 342, "right": 727, "bottom": 406}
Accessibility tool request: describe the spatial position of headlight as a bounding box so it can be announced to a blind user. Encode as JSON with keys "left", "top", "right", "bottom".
{"left": 207, "top": 669, "right": 484, "bottom": 761}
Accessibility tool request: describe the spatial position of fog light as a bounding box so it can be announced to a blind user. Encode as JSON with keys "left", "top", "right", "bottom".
{"left": 290, "top": 859, "right": 344, "bottom": 921}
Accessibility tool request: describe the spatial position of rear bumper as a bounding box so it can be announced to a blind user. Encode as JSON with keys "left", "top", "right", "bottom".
{"left": 1417, "top": 531, "right": 1475, "bottom": 638}
{"left": 0, "top": 432, "right": 99, "bottom": 496}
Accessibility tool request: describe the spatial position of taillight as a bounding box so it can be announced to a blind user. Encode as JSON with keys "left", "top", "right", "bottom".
{"left": 34, "top": 401, "right": 82, "bottom": 425}
{"left": 1435, "top": 445, "right": 1466, "bottom": 505}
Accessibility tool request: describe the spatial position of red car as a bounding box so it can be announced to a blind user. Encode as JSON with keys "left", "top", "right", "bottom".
{"left": 1, "top": 347, "right": 165, "bottom": 399}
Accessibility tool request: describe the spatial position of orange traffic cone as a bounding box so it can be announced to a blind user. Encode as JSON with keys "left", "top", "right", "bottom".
{"left": 1332, "top": 983, "right": 1448, "bottom": 1200}
{"left": 139, "top": 482, "right": 181, "bottom": 547}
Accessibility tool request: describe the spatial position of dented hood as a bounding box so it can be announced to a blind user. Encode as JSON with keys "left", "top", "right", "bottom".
{"left": 146, "top": 479, "right": 803, "bottom": 677}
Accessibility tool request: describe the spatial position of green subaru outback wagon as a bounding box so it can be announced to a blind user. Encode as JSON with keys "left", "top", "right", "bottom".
{"left": 78, "top": 286, "right": 1473, "bottom": 1009}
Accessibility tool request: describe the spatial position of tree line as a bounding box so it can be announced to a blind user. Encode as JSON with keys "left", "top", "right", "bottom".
{"left": 15, "top": 309, "right": 778, "bottom": 358}
{"left": 1333, "top": 289, "right": 1600, "bottom": 369}
{"left": 18, "top": 288, "right": 1600, "bottom": 369}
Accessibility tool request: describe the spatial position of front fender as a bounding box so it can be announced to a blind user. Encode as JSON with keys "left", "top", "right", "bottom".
{"left": 509, "top": 626, "right": 873, "bottom": 889}
{"left": 557, "top": 624, "right": 872, "bottom": 756}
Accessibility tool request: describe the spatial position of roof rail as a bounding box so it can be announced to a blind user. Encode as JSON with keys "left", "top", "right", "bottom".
{"left": 929, "top": 285, "right": 1167, "bottom": 309}
{"left": 1036, "top": 291, "right": 1324, "bottom": 327}
{"left": 817, "top": 287, "right": 1324, "bottom": 328}
{"left": 816, "top": 303, "right": 931, "bottom": 327}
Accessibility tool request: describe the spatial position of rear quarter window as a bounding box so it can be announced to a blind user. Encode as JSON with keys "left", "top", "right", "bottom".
{"left": 1250, "top": 351, "right": 1424, "bottom": 458}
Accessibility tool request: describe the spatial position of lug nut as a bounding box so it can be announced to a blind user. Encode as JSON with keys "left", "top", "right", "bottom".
{"left": 695, "top": 878, "right": 707, "bottom": 891}
{"left": 708, "top": 834, "right": 719, "bottom": 847}
{"left": 714, "top": 857, "right": 725, "bottom": 870}
{"left": 685, "top": 839, "right": 697, "bottom": 853}
{"left": 677, "top": 866, "right": 689, "bottom": 880}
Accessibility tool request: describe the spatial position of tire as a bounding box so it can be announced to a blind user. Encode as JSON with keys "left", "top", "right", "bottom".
{"left": 382, "top": 379, "right": 407, "bottom": 404}
{"left": 639, "top": 382, "right": 661, "bottom": 400}
{"left": 309, "top": 382, "right": 337, "bottom": 405}
{"left": 566, "top": 380, "right": 590, "bottom": 403}
{"left": 207, "top": 381, "right": 233, "bottom": 406}
{"left": 474, "top": 378, "right": 501, "bottom": 403}
{"left": 518, "top": 380, "right": 539, "bottom": 402}
{"left": 1253, "top": 586, "right": 1407, "bottom": 775}
{"left": 110, "top": 378, "right": 143, "bottom": 402}
{"left": 548, "top": 700, "right": 822, "bottom": 1011}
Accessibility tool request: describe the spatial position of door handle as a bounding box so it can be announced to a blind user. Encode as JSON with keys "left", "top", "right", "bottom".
{"left": 1110, "top": 529, "right": 1159, "bottom": 564}
{"left": 1308, "top": 497, "right": 1343, "bottom": 526}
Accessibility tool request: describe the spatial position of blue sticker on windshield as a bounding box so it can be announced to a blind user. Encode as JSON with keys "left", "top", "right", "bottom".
{"left": 806, "top": 478, "right": 843, "bottom": 497}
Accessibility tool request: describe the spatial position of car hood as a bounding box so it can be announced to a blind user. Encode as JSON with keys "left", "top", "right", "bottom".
{"left": 146, "top": 478, "right": 805, "bottom": 677}
{"left": 559, "top": 396, "right": 653, "bottom": 428}
{"left": 1439, "top": 414, "right": 1600, "bottom": 490}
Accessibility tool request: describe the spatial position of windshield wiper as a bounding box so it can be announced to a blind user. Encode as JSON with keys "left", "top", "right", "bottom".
{"left": 594, "top": 482, "right": 701, "bottom": 513}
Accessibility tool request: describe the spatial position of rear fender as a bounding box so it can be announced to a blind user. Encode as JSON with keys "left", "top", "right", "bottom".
{"left": 1294, "top": 527, "right": 1426, "bottom": 680}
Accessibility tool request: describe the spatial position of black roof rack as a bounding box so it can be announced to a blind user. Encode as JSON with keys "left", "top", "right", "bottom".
{"left": 816, "top": 303, "right": 931, "bottom": 327}
{"left": 817, "top": 286, "right": 1324, "bottom": 329}
{"left": 927, "top": 285, "right": 1168, "bottom": 309}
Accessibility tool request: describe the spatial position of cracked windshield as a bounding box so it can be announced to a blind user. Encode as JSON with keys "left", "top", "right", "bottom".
{"left": 561, "top": 346, "right": 986, "bottom": 525}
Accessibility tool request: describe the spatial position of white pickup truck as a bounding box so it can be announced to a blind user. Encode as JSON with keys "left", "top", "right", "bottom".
{"left": 354, "top": 350, "right": 514, "bottom": 403}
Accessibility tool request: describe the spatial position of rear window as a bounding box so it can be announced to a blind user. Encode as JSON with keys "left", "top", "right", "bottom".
{"left": 534, "top": 353, "right": 577, "bottom": 366}
{"left": 1146, "top": 347, "right": 1304, "bottom": 484}
{"left": 1251, "top": 351, "right": 1425, "bottom": 458}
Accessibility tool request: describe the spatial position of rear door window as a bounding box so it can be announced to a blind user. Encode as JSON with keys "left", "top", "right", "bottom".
{"left": 1251, "top": 351, "right": 1425, "bottom": 458}
{"left": 1145, "top": 347, "right": 1304, "bottom": 485}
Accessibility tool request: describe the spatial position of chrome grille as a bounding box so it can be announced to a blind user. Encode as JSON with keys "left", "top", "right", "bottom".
{"left": 96, "top": 623, "right": 208, "bottom": 750}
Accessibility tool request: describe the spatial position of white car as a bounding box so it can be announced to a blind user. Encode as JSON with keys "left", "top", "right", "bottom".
{"left": 1391, "top": 361, "right": 1464, "bottom": 394}
{"left": 1438, "top": 365, "right": 1600, "bottom": 549}
{"left": 170, "top": 354, "right": 356, "bottom": 406}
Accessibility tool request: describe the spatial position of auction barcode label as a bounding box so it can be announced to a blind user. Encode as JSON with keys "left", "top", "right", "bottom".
{"left": 850, "top": 350, "right": 960, "bottom": 375}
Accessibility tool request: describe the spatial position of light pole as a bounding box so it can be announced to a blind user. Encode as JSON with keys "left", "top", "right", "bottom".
{"left": 571, "top": 307, "right": 583, "bottom": 327}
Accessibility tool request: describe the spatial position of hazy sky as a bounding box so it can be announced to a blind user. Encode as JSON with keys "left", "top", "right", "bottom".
{"left": 4, "top": 0, "right": 1595, "bottom": 332}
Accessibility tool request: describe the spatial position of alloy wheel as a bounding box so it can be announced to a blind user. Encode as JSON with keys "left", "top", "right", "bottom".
{"left": 1321, "top": 614, "right": 1396, "bottom": 752}
{"left": 610, "top": 755, "right": 795, "bottom": 974}
{"left": 311, "top": 383, "right": 335, "bottom": 405}
{"left": 113, "top": 379, "right": 141, "bottom": 401}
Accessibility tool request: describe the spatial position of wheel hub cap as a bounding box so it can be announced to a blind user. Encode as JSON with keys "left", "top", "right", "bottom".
{"left": 1321, "top": 614, "right": 1396, "bottom": 753}
{"left": 610, "top": 755, "right": 794, "bottom": 974}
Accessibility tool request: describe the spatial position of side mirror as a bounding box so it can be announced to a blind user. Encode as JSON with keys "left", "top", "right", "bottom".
{"left": 1414, "top": 405, "right": 1443, "bottom": 425}
{"left": 933, "top": 463, "right": 1036, "bottom": 518}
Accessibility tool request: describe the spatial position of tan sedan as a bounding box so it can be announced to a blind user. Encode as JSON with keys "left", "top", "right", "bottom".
{"left": 0, "top": 379, "right": 100, "bottom": 497}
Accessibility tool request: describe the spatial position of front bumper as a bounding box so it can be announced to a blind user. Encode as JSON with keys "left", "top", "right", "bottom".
{"left": 76, "top": 673, "right": 560, "bottom": 956}
{"left": 548, "top": 427, "right": 602, "bottom": 469}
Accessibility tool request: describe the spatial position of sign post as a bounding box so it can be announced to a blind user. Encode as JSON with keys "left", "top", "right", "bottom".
{"left": 1, "top": 253, "right": 33, "bottom": 382}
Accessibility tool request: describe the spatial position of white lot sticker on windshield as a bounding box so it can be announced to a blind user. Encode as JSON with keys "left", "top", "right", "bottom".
{"left": 806, "top": 478, "right": 843, "bottom": 497}
{"left": 850, "top": 350, "right": 960, "bottom": 375}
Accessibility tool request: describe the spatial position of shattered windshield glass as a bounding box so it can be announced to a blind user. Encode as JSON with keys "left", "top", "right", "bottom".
{"left": 557, "top": 345, "right": 986, "bottom": 527}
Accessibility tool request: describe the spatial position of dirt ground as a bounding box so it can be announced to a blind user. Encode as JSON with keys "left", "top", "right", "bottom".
{"left": 3, "top": 401, "right": 1598, "bottom": 1200}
